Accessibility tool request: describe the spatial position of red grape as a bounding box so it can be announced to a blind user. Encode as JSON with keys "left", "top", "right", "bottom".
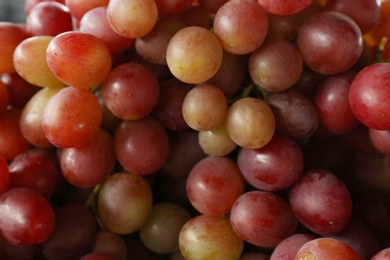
{"left": 237, "top": 133, "right": 304, "bottom": 191}
{"left": 40, "top": 203, "right": 97, "bottom": 259}
{"left": 289, "top": 169, "right": 353, "bottom": 235}
{"left": 114, "top": 116, "right": 169, "bottom": 175}
{"left": 26, "top": 2, "right": 73, "bottom": 36}
{"left": 349, "top": 63, "right": 390, "bottom": 130}
{"left": 295, "top": 237, "right": 361, "bottom": 260}
{"left": 46, "top": 31, "right": 112, "bottom": 89}
{"left": 297, "top": 11, "right": 363, "bottom": 75}
{"left": 230, "top": 190, "right": 298, "bottom": 248}
{"left": 314, "top": 70, "right": 360, "bottom": 135}
{"left": 324, "top": 0, "right": 381, "bottom": 34}
{"left": 0, "top": 188, "right": 55, "bottom": 246}
{"left": 79, "top": 7, "right": 135, "bottom": 54}
{"left": 0, "top": 154, "right": 10, "bottom": 196}
{"left": 101, "top": 62, "right": 160, "bottom": 121}
{"left": 0, "top": 109, "right": 31, "bottom": 160}
{"left": 186, "top": 156, "right": 245, "bottom": 216}
{"left": 8, "top": 148, "right": 58, "bottom": 199}
{"left": 213, "top": 0, "right": 268, "bottom": 55}
{"left": 258, "top": 0, "right": 314, "bottom": 15}
{"left": 249, "top": 37, "right": 303, "bottom": 92}
{"left": 42, "top": 86, "right": 102, "bottom": 148}
{"left": 0, "top": 22, "right": 28, "bottom": 74}
{"left": 60, "top": 129, "right": 116, "bottom": 188}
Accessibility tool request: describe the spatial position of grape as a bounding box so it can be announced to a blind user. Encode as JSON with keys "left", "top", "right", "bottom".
{"left": 13, "top": 36, "right": 65, "bottom": 89}
{"left": 325, "top": 216, "right": 380, "bottom": 259}
{"left": 213, "top": 0, "right": 268, "bottom": 55}
{"left": 8, "top": 148, "right": 59, "bottom": 199}
{"left": 91, "top": 231, "right": 127, "bottom": 260}
{"left": 249, "top": 37, "right": 303, "bottom": 92}
{"left": 186, "top": 156, "right": 245, "bottom": 216}
{"left": 0, "top": 188, "right": 55, "bottom": 246}
{"left": 369, "top": 128, "right": 390, "bottom": 154}
{"left": 295, "top": 238, "right": 361, "bottom": 260}
{"left": 64, "top": 0, "right": 109, "bottom": 21}
{"left": 198, "top": 122, "right": 237, "bottom": 157}
{"left": 20, "top": 87, "right": 62, "bottom": 148}
{"left": 166, "top": 26, "right": 223, "bottom": 84}
{"left": 0, "top": 81, "right": 9, "bottom": 114}
{"left": 264, "top": 88, "right": 319, "bottom": 143}
{"left": 0, "top": 109, "right": 31, "bottom": 160}
{"left": 46, "top": 31, "right": 112, "bottom": 89}
{"left": 237, "top": 133, "right": 304, "bottom": 191}
{"left": 0, "top": 22, "right": 29, "bottom": 74}
{"left": 258, "top": 0, "right": 314, "bottom": 15}
{"left": 226, "top": 97, "right": 276, "bottom": 149}
{"left": 25, "top": 0, "right": 66, "bottom": 15}
{"left": 372, "top": 248, "right": 390, "bottom": 260}
{"left": 289, "top": 169, "right": 353, "bottom": 235}
{"left": 26, "top": 2, "right": 73, "bottom": 36}
{"left": 60, "top": 129, "right": 116, "bottom": 188}
{"left": 42, "top": 86, "right": 103, "bottom": 148}
{"left": 267, "top": 13, "right": 298, "bottom": 41}
{"left": 230, "top": 190, "right": 298, "bottom": 248}
{"left": 101, "top": 62, "right": 160, "bottom": 121}
{"left": 0, "top": 72, "right": 40, "bottom": 109}
{"left": 0, "top": 154, "right": 10, "bottom": 196}
{"left": 97, "top": 172, "right": 153, "bottom": 234}
{"left": 179, "top": 215, "right": 244, "bottom": 260}
{"left": 314, "top": 70, "right": 359, "bottom": 135}
{"left": 205, "top": 51, "right": 248, "bottom": 98}
{"left": 161, "top": 129, "right": 207, "bottom": 179}
{"left": 114, "top": 116, "right": 169, "bottom": 175}
{"left": 40, "top": 203, "right": 97, "bottom": 260}
{"left": 179, "top": 5, "right": 211, "bottom": 29}
{"left": 154, "top": 0, "right": 193, "bottom": 17}
{"left": 140, "top": 202, "right": 191, "bottom": 254}
{"left": 324, "top": 0, "right": 381, "bottom": 34}
{"left": 79, "top": 252, "right": 114, "bottom": 260}
{"left": 152, "top": 78, "right": 193, "bottom": 131}
{"left": 135, "top": 17, "right": 187, "bottom": 65}
{"left": 198, "top": 0, "right": 228, "bottom": 14}
{"left": 182, "top": 84, "right": 228, "bottom": 131}
{"left": 79, "top": 7, "right": 135, "bottom": 54}
{"left": 297, "top": 11, "right": 363, "bottom": 75}
{"left": 270, "top": 233, "right": 316, "bottom": 260}
{"left": 349, "top": 63, "right": 390, "bottom": 130}
{"left": 106, "top": 0, "right": 158, "bottom": 39}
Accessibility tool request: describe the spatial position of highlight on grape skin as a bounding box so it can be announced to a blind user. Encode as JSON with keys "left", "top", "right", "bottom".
{"left": 0, "top": 0, "right": 390, "bottom": 259}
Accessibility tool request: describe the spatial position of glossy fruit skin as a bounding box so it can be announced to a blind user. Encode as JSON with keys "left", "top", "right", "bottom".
{"left": 0, "top": 188, "right": 55, "bottom": 246}
{"left": 349, "top": 63, "right": 390, "bottom": 130}
{"left": 289, "top": 169, "right": 353, "bottom": 235}
{"left": 230, "top": 190, "right": 298, "bottom": 248}
{"left": 297, "top": 11, "right": 363, "bottom": 75}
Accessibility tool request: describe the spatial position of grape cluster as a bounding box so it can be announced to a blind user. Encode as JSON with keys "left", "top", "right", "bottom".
{"left": 1, "top": 0, "right": 390, "bottom": 259}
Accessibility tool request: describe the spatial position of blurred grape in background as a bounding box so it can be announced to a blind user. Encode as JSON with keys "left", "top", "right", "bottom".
{"left": 0, "top": 0, "right": 26, "bottom": 23}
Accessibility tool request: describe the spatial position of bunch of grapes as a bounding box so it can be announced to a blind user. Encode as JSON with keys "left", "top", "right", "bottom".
{"left": 1, "top": 0, "right": 390, "bottom": 259}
